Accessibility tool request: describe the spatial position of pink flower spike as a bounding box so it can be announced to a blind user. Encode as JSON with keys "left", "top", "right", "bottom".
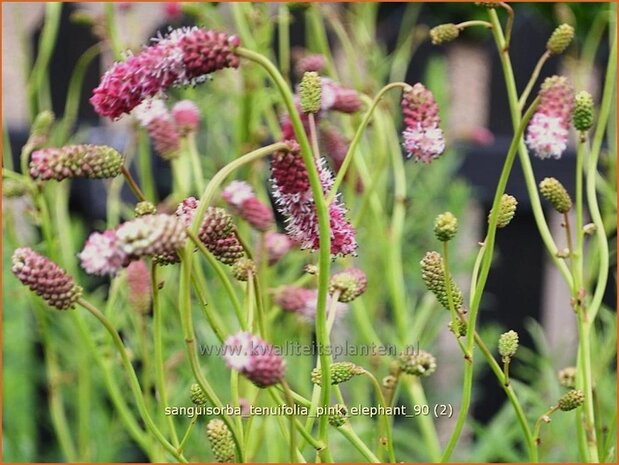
{"left": 264, "top": 231, "right": 293, "bottom": 265}
{"left": 172, "top": 100, "right": 201, "bottom": 135}
{"left": 91, "top": 27, "right": 240, "bottom": 119}
{"left": 400, "top": 83, "right": 446, "bottom": 163}
{"left": 78, "top": 230, "right": 127, "bottom": 276}
{"left": 223, "top": 331, "right": 286, "bottom": 387}
{"left": 526, "top": 75, "right": 574, "bottom": 160}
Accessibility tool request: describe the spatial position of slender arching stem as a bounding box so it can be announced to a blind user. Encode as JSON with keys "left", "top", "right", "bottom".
{"left": 518, "top": 51, "right": 551, "bottom": 111}
{"left": 77, "top": 298, "right": 188, "bottom": 463}
{"left": 327, "top": 82, "right": 409, "bottom": 203}
{"left": 235, "top": 46, "right": 335, "bottom": 446}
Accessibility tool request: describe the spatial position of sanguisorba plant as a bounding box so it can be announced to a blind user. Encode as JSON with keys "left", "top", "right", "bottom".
{"left": 3, "top": 2, "right": 616, "bottom": 463}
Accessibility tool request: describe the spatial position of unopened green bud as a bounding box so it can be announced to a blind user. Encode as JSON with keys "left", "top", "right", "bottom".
{"left": 206, "top": 419, "right": 235, "bottom": 462}
{"left": 498, "top": 330, "right": 519, "bottom": 361}
{"left": 583, "top": 223, "right": 597, "bottom": 235}
{"left": 489, "top": 194, "right": 518, "bottom": 228}
{"left": 135, "top": 201, "right": 157, "bottom": 217}
{"left": 190, "top": 383, "right": 208, "bottom": 406}
{"left": 300, "top": 71, "right": 322, "bottom": 114}
{"left": 547, "top": 24, "right": 575, "bottom": 55}
{"left": 311, "top": 362, "right": 364, "bottom": 386}
{"left": 231, "top": 257, "right": 256, "bottom": 282}
{"left": 449, "top": 319, "right": 467, "bottom": 338}
{"left": 558, "top": 367, "right": 577, "bottom": 389}
{"left": 328, "top": 404, "right": 348, "bottom": 427}
{"left": 539, "top": 177, "right": 572, "bottom": 213}
{"left": 398, "top": 350, "right": 437, "bottom": 377}
{"left": 30, "top": 110, "right": 55, "bottom": 147}
{"left": 573, "top": 91, "right": 594, "bottom": 132}
{"left": 434, "top": 212, "right": 458, "bottom": 241}
{"left": 420, "top": 251, "right": 464, "bottom": 311}
{"left": 558, "top": 389, "right": 584, "bottom": 411}
{"left": 2, "top": 178, "right": 31, "bottom": 198}
{"left": 430, "top": 24, "right": 460, "bottom": 45}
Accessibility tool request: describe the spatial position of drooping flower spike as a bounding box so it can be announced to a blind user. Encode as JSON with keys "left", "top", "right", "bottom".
{"left": 91, "top": 27, "right": 240, "bottom": 119}
{"left": 133, "top": 99, "right": 181, "bottom": 159}
{"left": 221, "top": 181, "right": 275, "bottom": 232}
{"left": 401, "top": 83, "right": 446, "bottom": 163}
{"left": 29, "top": 145, "right": 124, "bottom": 181}
{"left": 78, "top": 230, "right": 128, "bottom": 276}
{"left": 12, "top": 248, "right": 83, "bottom": 310}
{"left": 270, "top": 141, "right": 357, "bottom": 256}
{"left": 526, "top": 75, "right": 574, "bottom": 160}
{"left": 222, "top": 331, "right": 286, "bottom": 388}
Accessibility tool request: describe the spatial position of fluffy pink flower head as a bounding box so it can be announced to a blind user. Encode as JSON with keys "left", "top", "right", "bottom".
{"left": 526, "top": 76, "right": 574, "bottom": 159}
{"left": 401, "top": 83, "right": 445, "bottom": 162}
{"left": 222, "top": 181, "right": 274, "bottom": 232}
{"left": 78, "top": 230, "right": 127, "bottom": 276}
{"left": 134, "top": 99, "right": 180, "bottom": 159}
{"left": 264, "top": 231, "right": 293, "bottom": 265}
{"left": 223, "top": 331, "right": 286, "bottom": 387}
{"left": 271, "top": 143, "right": 357, "bottom": 256}
{"left": 171, "top": 100, "right": 201, "bottom": 135}
{"left": 91, "top": 27, "right": 240, "bottom": 119}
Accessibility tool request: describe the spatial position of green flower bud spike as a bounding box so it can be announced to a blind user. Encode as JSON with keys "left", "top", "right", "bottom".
{"left": 420, "top": 251, "right": 464, "bottom": 311}
{"left": 430, "top": 24, "right": 460, "bottom": 45}
{"left": 231, "top": 257, "right": 256, "bottom": 282}
{"left": 498, "top": 330, "right": 519, "bottom": 362}
{"left": 135, "top": 201, "right": 157, "bottom": 217}
{"left": 190, "top": 383, "right": 208, "bottom": 406}
{"left": 328, "top": 404, "right": 348, "bottom": 427}
{"left": 299, "top": 71, "right": 322, "bottom": 114}
{"left": 206, "top": 419, "right": 236, "bottom": 462}
{"left": 398, "top": 350, "right": 437, "bottom": 377}
{"left": 539, "top": 177, "right": 572, "bottom": 214}
{"left": 558, "top": 389, "right": 584, "bottom": 411}
{"left": 311, "top": 362, "right": 364, "bottom": 386}
{"left": 547, "top": 24, "right": 575, "bottom": 55}
{"left": 573, "top": 91, "right": 594, "bottom": 133}
{"left": 434, "top": 212, "right": 458, "bottom": 242}
{"left": 29, "top": 110, "right": 55, "bottom": 147}
{"left": 489, "top": 194, "right": 518, "bottom": 229}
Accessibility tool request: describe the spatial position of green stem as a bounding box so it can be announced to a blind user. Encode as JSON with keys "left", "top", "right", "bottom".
{"left": 586, "top": 32, "right": 616, "bottom": 323}
{"left": 137, "top": 129, "right": 156, "bottom": 202}
{"left": 278, "top": 3, "right": 291, "bottom": 82}
{"left": 442, "top": 97, "right": 540, "bottom": 462}
{"left": 488, "top": 9, "right": 573, "bottom": 289}
{"left": 336, "top": 425, "right": 381, "bottom": 463}
{"left": 327, "top": 82, "right": 409, "bottom": 203}
{"left": 281, "top": 380, "right": 298, "bottom": 462}
{"left": 191, "top": 261, "right": 230, "bottom": 342}
{"left": 236, "top": 46, "right": 334, "bottom": 447}
{"left": 77, "top": 298, "right": 188, "bottom": 463}
{"left": 456, "top": 20, "right": 492, "bottom": 29}
{"left": 407, "top": 377, "right": 442, "bottom": 462}
{"left": 364, "top": 371, "right": 396, "bottom": 462}
{"left": 518, "top": 51, "right": 551, "bottom": 111}
{"left": 176, "top": 249, "right": 245, "bottom": 461}
{"left": 532, "top": 406, "right": 559, "bottom": 462}
{"left": 26, "top": 3, "right": 61, "bottom": 117}
{"left": 186, "top": 230, "right": 244, "bottom": 329}
{"left": 121, "top": 165, "right": 147, "bottom": 203}
{"left": 177, "top": 417, "right": 198, "bottom": 454}
{"left": 103, "top": 3, "right": 124, "bottom": 60}
{"left": 152, "top": 264, "right": 180, "bottom": 447}
{"left": 185, "top": 133, "right": 205, "bottom": 194}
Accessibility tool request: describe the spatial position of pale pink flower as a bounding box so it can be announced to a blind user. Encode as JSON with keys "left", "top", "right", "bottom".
{"left": 171, "top": 100, "right": 201, "bottom": 135}
{"left": 401, "top": 83, "right": 445, "bottom": 162}
{"left": 223, "top": 331, "right": 286, "bottom": 387}
{"left": 78, "top": 230, "right": 127, "bottom": 276}
{"left": 402, "top": 124, "right": 446, "bottom": 163}
{"left": 264, "top": 231, "right": 293, "bottom": 265}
